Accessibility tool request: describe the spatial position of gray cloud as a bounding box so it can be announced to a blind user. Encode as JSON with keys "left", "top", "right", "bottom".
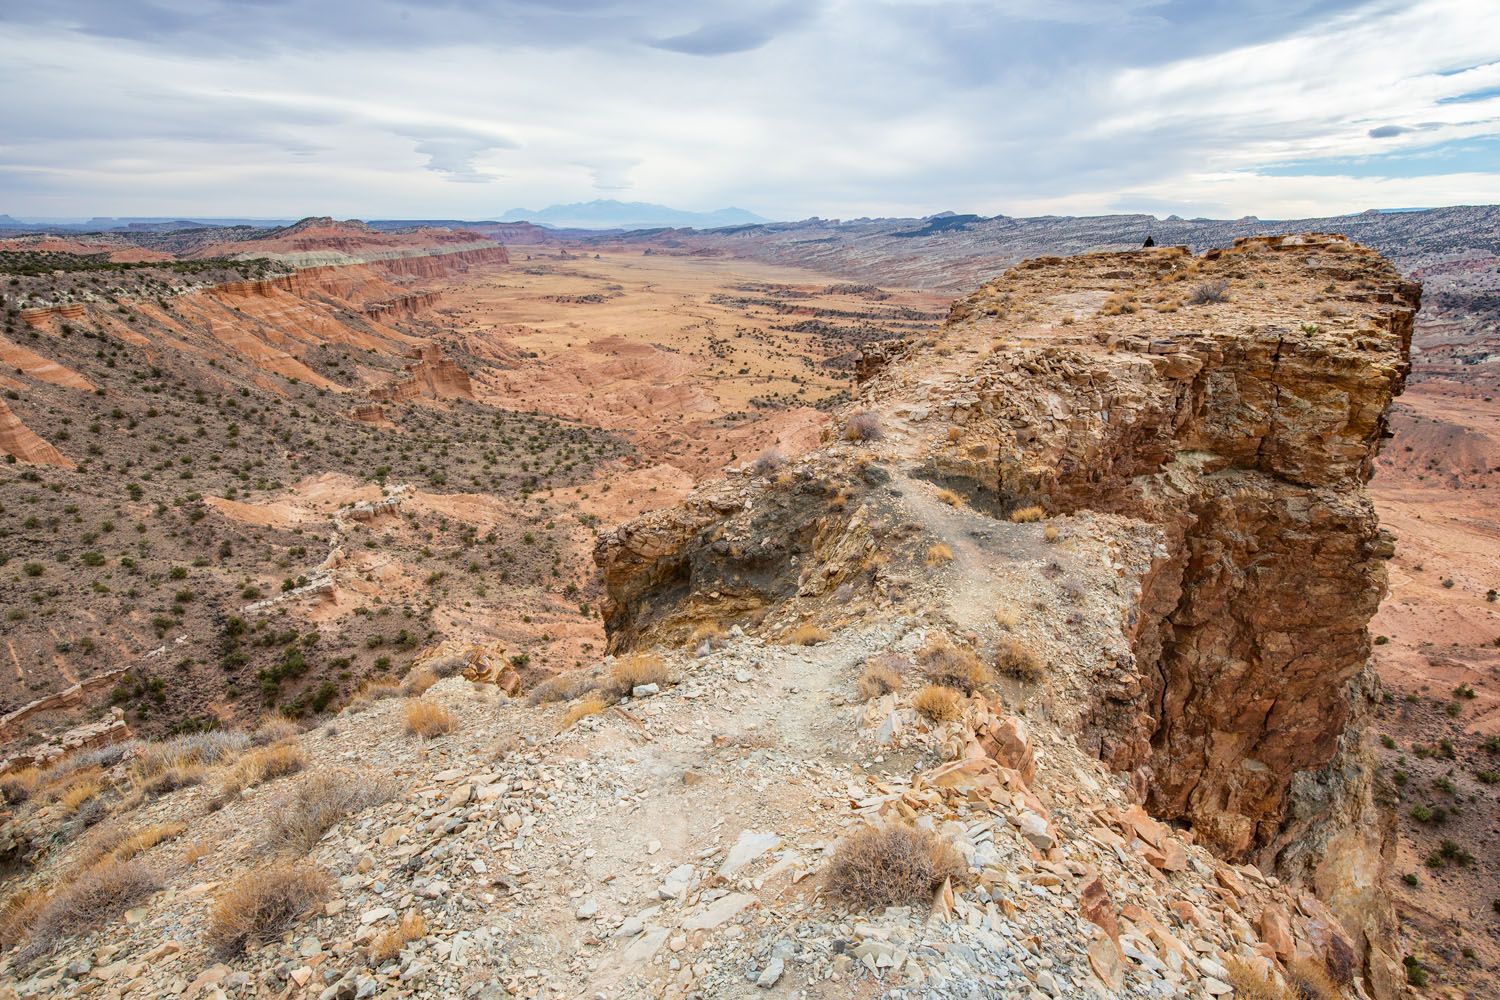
{"left": 0, "top": 0, "right": 1495, "bottom": 219}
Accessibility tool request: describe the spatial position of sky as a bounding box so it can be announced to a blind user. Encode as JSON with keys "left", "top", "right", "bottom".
{"left": 1, "top": 0, "right": 1497, "bottom": 221}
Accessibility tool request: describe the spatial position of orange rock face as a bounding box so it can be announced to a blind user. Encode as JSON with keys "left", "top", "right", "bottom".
{"left": 0, "top": 397, "right": 74, "bottom": 467}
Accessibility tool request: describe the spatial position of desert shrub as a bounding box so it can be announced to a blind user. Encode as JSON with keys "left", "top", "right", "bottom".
{"left": 917, "top": 636, "right": 992, "bottom": 693}
{"left": 1189, "top": 279, "right": 1229, "bottom": 304}
{"left": 857, "top": 659, "right": 903, "bottom": 701}
{"left": 369, "top": 910, "right": 427, "bottom": 965}
{"left": 1223, "top": 957, "right": 1292, "bottom": 1000}
{"left": 785, "top": 623, "right": 828, "bottom": 646}
{"left": 0, "top": 888, "right": 49, "bottom": 953}
{"left": 936, "top": 489, "right": 962, "bottom": 507}
{"left": 20, "top": 859, "right": 158, "bottom": 961}
{"left": 843, "top": 411, "right": 883, "bottom": 442}
{"left": 994, "top": 637, "right": 1045, "bottom": 682}
{"left": 0, "top": 767, "right": 40, "bottom": 805}
{"left": 263, "top": 769, "right": 395, "bottom": 855}
{"left": 249, "top": 716, "right": 301, "bottom": 746}
{"left": 1286, "top": 958, "right": 1339, "bottom": 999}
{"left": 206, "top": 864, "right": 330, "bottom": 956}
{"left": 924, "top": 542, "right": 954, "bottom": 566}
{"left": 404, "top": 700, "right": 455, "bottom": 738}
{"left": 598, "top": 652, "right": 671, "bottom": 699}
{"left": 211, "top": 744, "right": 305, "bottom": 810}
{"left": 750, "top": 448, "right": 785, "bottom": 476}
{"left": 79, "top": 819, "right": 185, "bottom": 866}
{"left": 402, "top": 668, "right": 438, "bottom": 696}
{"left": 1042, "top": 525, "right": 1059, "bottom": 543}
{"left": 912, "top": 684, "right": 964, "bottom": 722}
{"left": 826, "top": 823, "right": 964, "bottom": 909}
{"left": 134, "top": 730, "right": 248, "bottom": 780}
{"left": 560, "top": 693, "right": 609, "bottom": 729}
{"left": 1009, "top": 505, "right": 1045, "bottom": 523}
{"left": 993, "top": 603, "right": 1019, "bottom": 629}
{"left": 528, "top": 671, "right": 596, "bottom": 705}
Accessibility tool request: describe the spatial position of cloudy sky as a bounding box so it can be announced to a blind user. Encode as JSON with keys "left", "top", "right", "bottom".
{"left": 1, "top": 0, "right": 1497, "bottom": 221}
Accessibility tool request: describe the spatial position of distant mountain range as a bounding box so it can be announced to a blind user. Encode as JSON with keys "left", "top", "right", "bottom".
{"left": 498, "top": 200, "right": 771, "bottom": 230}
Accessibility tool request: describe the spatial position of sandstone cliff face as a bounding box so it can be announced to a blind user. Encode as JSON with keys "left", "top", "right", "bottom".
{"left": 596, "top": 235, "right": 1416, "bottom": 995}
{"left": 368, "top": 346, "right": 475, "bottom": 402}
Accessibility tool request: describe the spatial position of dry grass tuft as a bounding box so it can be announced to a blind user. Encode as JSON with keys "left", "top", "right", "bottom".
{"left": 560, "top": 693, "right": 609, "bottom": 730}
{"left": 1009, "top": 505, "right": 1045, "bottom": 523}
{"left": 80, "top": 820, "right": 186, "bottom": 866}
{"left": 528, "top": 671, "right": 596, "bottom": 705}
{"left": 601, "top": 653, "right": 671, "bottom": 698}
{"left": 936, "top": 488, "right": 962, "bottom": 507}
{"left": 784, "top": 623, "right": 828, "bottom": 646}
{"left": 0, "top": 767, "right": 40, "bottom": 805}
{"left": 994, "top": 603, "right": 1019, "bottom": 629}
{"left": 402, "top": 668, "right": 438, "bottom": 697}
{"left": 249, "top": 716, "right": 301, "bottom": 746}
{"left": 1287, "top": 958, "right": 1340, "bottom": 1000}
{"left": 924, "top": 542, "right": 954, "bottom": 566}
{"left": 843, "top": 411, "right": 884, "bottom": 442}
{"left": 206, "top": 864, "right": 331, "bottom": 956}
{"left": 19, "top": 859, "right": 158, "bottom": 960}
{"left": 184, "top": 840, "right": 215, "bottom": 866}
{"left": 994, "top": 637, "right": 1045, "bottom": 683}
{"left": 404, "top": 699, "right": 455, "bottom": 738}
{"left": 857, "top": 660, "right": 903, "bottom": 701}
{"left": 1223, "top": 957, "right": 1293, "bottom": 1000}
{"left": 912, "top": 684, "right": 964, "bottom": 722}
{"left": 57, "top": 777, "right": 103, "bottom": 815}
{"left": 368, "top": 910, "right": 427, "bottom": 965}
{"left": 826, "top": 823, "right": 965, "bottom": 909}
{"left": 210, "top": 744, "right": 306, "bottom": 810}
{"left": 0, "top": 888, "right": 49, "bottom": 953}
{"left": 917, "top": 636, "right": 993, "bottom": 694}
{"left": 263, "top": 769, "right": 395, "bottom": 855}
{"left": 1042, "top": 524, "right": 1060, "bottom": 543}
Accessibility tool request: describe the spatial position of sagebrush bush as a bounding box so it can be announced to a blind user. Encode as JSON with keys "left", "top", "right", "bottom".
{"left": 206, "top": 864, "right": 331, "bottom": 956}
{"left": 19, "top": 859, "right": 158, "bottom": 961}
{"left": 528, "top": 671, "right": 596, "bottom": 705}
{"left": 994, "top": 637, "right": 1045, "bottom": 682}
{"left": 843, "top": 411, "right": 883, "bottom": 442}
{"left": 917, "top": 636, "right": 992, "bottom": 693}
{"left": 263, "top": 769, "right": 395, "bottom": 855}
{"left": 826, "top": 824, "right": 964, "bottom": 909}
{"left": 1189, "top": 279, "right": 1229, "bottom": 305}
{"left": 857, "top": 659, "right": 903, "bottom": 701}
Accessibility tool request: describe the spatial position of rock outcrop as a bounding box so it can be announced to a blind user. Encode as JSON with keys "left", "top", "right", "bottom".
{"left": 369, "top": 346, "right": 475, "bottom": 402}
{"left": 598, "top": 235, "right": 1416, "bottom": 994}
{"left": 0, "top": 397, "right": 74, "bottom": 468}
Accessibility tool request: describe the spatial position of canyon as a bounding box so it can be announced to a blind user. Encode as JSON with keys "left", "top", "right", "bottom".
{"left": 0, "top": 213, "right": 1495, "bottom": 998}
